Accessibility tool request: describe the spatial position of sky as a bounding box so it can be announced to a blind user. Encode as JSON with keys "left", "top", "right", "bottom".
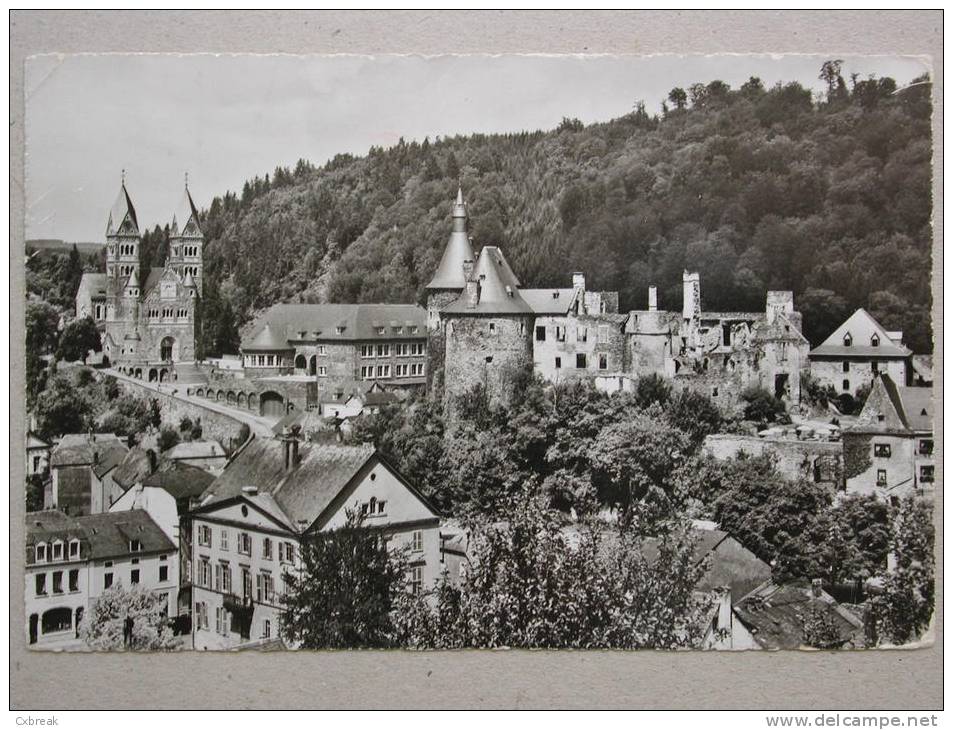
{"left": 25, "top": 53, "right": 930, "bottom": 242}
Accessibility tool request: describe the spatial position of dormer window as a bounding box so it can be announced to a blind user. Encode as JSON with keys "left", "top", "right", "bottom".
{"left": 68, "top": 539, "right": 80, "bottom": 560}
{"left": 335, "top": 327, "right": 345, "bottom": 335}
{"left": 843, "top": 333, "right": 853, "bottom": 347}
{"left": 870, "top": 334, "right": 880, "bottom": 347}
{"left": 51, "top": 541, "right": 63, "bottom": 561}
{"left": 129, "top": 539, "right": 142, "bottom": 553}
{"left": 376, "top": 327, "right": 385, "bottom": 335}
{"left": 35, "top": 542, "right": 47, "bottom": 563}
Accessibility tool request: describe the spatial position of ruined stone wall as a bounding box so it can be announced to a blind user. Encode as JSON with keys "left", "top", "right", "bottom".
{"left": 703, "top": 434, "right": 843, "bottom": 488}
{"left": 444, "top": 314, "right": 534, "bottom": 407}
{"left": 532, "top": 314, "right": 626, "bottom": 383}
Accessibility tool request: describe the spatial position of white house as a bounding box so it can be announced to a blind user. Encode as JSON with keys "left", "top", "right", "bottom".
{"left": 189, "top": 434, "right": 446, "bottom": 650}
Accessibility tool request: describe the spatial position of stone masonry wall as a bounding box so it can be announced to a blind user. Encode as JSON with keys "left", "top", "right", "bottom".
{"left": 703, "top": 434, "right": 843, "bottom": 488}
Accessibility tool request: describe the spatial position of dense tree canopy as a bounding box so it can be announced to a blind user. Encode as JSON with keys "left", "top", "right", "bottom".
{"left": 192, "top": 67, "right": 932, "bottom": 357}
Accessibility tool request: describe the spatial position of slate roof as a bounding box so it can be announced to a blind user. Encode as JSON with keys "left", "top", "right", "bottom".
{"left": 106, "top": 183, "right": 139, "bottom": 236}
{"left": 111, "top": 448, "right": 155, "bottom": 489}
{"left": 521, "top": 288, "right": 576, "bottom": 315}
{"left": 171, "top": 187, "right": 202, "bottom": 237}
{"left": 162, "top": 440, "right": 227, "bottom": 461}
{"left": 199, "top": 438, "right": 377, "bottom": 531}
{"left": 811, "top": 308, "right": 911, "bottom": 358}
{"left": 73, "top": 509, "right": 175, "bottom": 560}
{"left": 427, "top": 188, "right": 476, "bottom": 291}
{"left": 79, "top": 272, "right": 108, "bottom": 299}
{"left": 242, "top": 304, "right": 428, "bottom": 350}
{"left": 442, "top": 246, "right": 534, "bottom": 315}
{"left": 51, "top": 434, "right": 127, "bottom": 468}
{"left": 25, "top": 510, "right": 86, "bottom": 547}
{"left": 27, "top": 432, "right": 50, "bottom": 449}
{"left": 848, "top": 375, "right": 934, "bottom": 435}
{"left": 142, "top": 268, "right": 165, "bottom": 296}
{"left": 733, "top": 580, "right": 864, "bottom": 650}
{"left": 141, "top": 460, "right": 216, "bottom": 501}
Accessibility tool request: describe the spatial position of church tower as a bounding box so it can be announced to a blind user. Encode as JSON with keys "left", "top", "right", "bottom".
{"left": 168, "top": 175, "right": 205, "bottom": 297}
{"left": 105, "top": 173, "right": 141, "bottom": 322}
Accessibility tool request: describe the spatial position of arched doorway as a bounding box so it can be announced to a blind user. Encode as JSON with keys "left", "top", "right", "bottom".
{"left": 195, "top": 388, "right": 205, "bottom": 398}
{"left": 260, "top": 391, "right": 285, "bottom": 417}
{"left": 41, "top": 607, "right": 73, "bottom": 635}
{"left": 294, "top": 354, "right": 307, "bottom": 371}
{"left": 217, "top": 390, "right": 225, "bottom": 403}
{"left": 148, "top": 368, "right": 158, "bottom": 382}
{"left": 160, "top": 336, "right": 176, "bottom": 362}
{"left": 134, "top": 368, "right": 142, "bottom": 379}
{"left": 248, "top": 393, "right": 258, "bottom": 411}
{"left": 227, "top": 391, "right": 237, "bottom": 406}
{"left": 159, "top": 369, "right": 169, "bottom": 383}
{"left": 237, "top": 392, "right": 247, "bottom": 409}
{"left": 309, "top": 355, "right": 317, "bottom": 376}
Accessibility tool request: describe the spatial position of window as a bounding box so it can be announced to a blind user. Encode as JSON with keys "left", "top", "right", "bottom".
{"left": 215, "top": 606, "right": 225, "bottom": 635}
{"left": 129, "top": 539, "right": 142, "bottom": 553}
{"left": 35, "top": 573, "right": 47, "bottom": 596}
{"left": 318, "top": 366, "right": 327, "bottom": 377}
{"left": 411, "top": 342, "right": 426, "bottom": 356}
{"left": 871, "top": 362, "right": 879, "bottom": 373}
{"left": 576, "top": 353, "right": 587, "bottom": 369}
{"left": 919, "top": 439, "right": 934, "bottom": 455}
{"left": 377, "top": 344, "right": 390, "bottom": 358}
{"left": 842, "top": 361, "right": 850, "bottom": 373}
{"left": 159, "top": 565, "right": 169, "bottom": 583}
{"left": 874, "top": 444, "right": 891, "bottom": 458}
{"left": 395, "top": 343, "right": 408, "bottom": 357}
{"left": 410, "top": 326, "right": 419, "bottom": 334}
{"left": 871, "top": 334, "right": 880, "bottom": 347}
{"left": 282, "top": 543, "right": 295, "bottom": 564}
{"left": 376, "top": 326, "right": 385, "bottom": 335}
{"left": 197, "top": 525, "right": 212, "bottom": 547}
{"left": 336, "top": 326, "right": 345, "bottom": 335}
{"left": 242, "top": 568, "right": 252, "bottom": 601}
{"left": 199, "top": 558, "right": 211, "bottom": 587}
{"left": 104, "top": 572, "right": 113, "bottom": 589}
{"left": 68, "top": 540, "right": 80, "bottom": 560}
{"left": 68, "top": 569, "right": 79, "bottom": 592}
{"left": 257, "top": 572, "right": 274, "bottom": 603}
{"left": 376, "top": 364, "right": 391, "bottom": 378}
{"left": 920, "top": 465, "right": 935, "bottom": 483}
{"left": 489, "top": 323, "right": 496, "bottom": 334}
{"left": 220, "top": 529, "right": 229, "bottom": 551}
{"left": 411, "top": 530, "right": 423, "bottom": 553}
{"left": 410, "top": 363, "right": 425, "bottom": 377}
{"left": 712, "top": 387, "right": 719, "bottom": 398}
{"left": 877, "top": 414, "right": 885, "bottom": 422}
{"left": 395, "top": 363, "right": 409, "bottom": 377}
{"left": 535, "top": 326, "right": 546, "bottom": 341}
{"left": 556, "top": 325, "right": 566, "bottom": 343}
{"left": 599, "top": 353, "right": 608, "bottom": 370}
{"left": 195, "top": 602, "right": 208, "bottom": 631}
{"left": 361, "top": 365, "right": 373, "bottom": 380}
{"left": 361, "top": 344, "right": 374, "bottom": 358}
{"left": 843, "top": 333, "right": 852, "bottom": 347}
{"left": 222, "top": 563, "right": 232, "bottom": 593}
{"left": 52, "top": 542, "right": 63, "bottom": 561}
{"left": 263, "top": 538, "right": 273, "bottom": 560}
{"left": 876, "top": 469, "right": 887, "bottom": 487}
{"left": 555, "top": 357, "right": 562, "bottom": 369}
{"left": 263, "top": 619, "right": 272, "bottom": 639}
{"left": 35, "top": 543, "right": 47, "bottom": 563}
{"left": 409, "top": 566, "right": 423, "bottom": 596}
{"left": 842, "top": 379, "right": 850, "bottom": 391}
{"left": 52, "top": 571, "right": 63, "bottom": 594}
{"left": 238, "top": 533, "right": 252, "bottom": 556}
{"left": 577, "top": 326, "right": 588, "bottom": 343}
{"left": 317, "top": 345, "right": 327, "bottom": 356}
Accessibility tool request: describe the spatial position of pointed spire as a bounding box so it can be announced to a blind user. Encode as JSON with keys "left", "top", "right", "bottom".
{"left": 125, "top": 268, "right": 139, "bottom": 289}
{"left": 172, "top": 181, "right": 202, "bottom": 238}
{"left": 452, "top": 186, "right": 467, "bottom": 220}
{"left": 106, "top": 174, "right": 139, "bottom": 237}
{"left": 427, "top": 187, "right": 476, "bottom": 291}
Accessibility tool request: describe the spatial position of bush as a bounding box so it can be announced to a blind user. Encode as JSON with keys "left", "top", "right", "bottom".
{"left": 156, "top": 427, "right": 181, "bottom": 453}
{"left": 741, "top": 386, "right": 786, "bottom": 426}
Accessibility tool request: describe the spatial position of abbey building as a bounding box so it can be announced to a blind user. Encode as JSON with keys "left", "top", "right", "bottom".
{"left": 75, "top": 179, "right": 203, "bottom": 382}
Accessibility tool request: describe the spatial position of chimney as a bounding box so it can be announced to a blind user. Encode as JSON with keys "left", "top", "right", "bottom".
{"left": 242, "top": 485, "right": 258, "bottom": 497}
{"left": 682, "top": 271, "right": 700, "bottom": 321}
{"left": 572, "top": 272, "right": 586, "bottom": 292}
{"left": 291, "top": 438, "right": 299, "bottom": 466}
{"left": 648, "top": 285, "right": 658, "bottom": 312}
{"left": 462, "top": 259, "right": 474, "bottom": 281}
{"left": 465, "top": 279, "right": 481, "bottom": 309}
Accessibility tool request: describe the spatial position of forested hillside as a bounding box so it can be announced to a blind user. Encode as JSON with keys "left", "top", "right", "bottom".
{"left": 191, "top": 65, "right": 933, "bottom": 356}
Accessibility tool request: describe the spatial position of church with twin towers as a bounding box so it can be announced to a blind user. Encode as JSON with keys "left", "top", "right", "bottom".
{"left": 75, "top": 174, "right": 204, "bottom": 383}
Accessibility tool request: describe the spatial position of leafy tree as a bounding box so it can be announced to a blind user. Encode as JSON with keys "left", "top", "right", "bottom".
{"left": 667, "top": 388, "right": 722, "bottom": 448}
{"left": 26, "top": 301, "right": 60, "bottom": 356}
{"left": 281, "top": 511, "right": 405, "bottom": 648}
{"left": 741, "top": 386, "right": 786, "bottom": 426}
{"left": 26, "top": 474, "right": 46, "bottom": 512}
{"left": 98, "top": 395, "right": 158, "bottom": 441}
{"left": 33, "top": 373, "right": 96, "bottom": 440}
{"left": 80, "top": 583, "right": 178, "bottom": 651}
{"left": 156, "top": 427, "right": 181, "bottom": 453}
{"left": 56, "top": 317, "right": 101, "bottom": 363}
{"left": 667, "top": 87, "right": 687, "bottom": 110}
{"left": 634, "top": 373, "right": 672, "bottom": 408}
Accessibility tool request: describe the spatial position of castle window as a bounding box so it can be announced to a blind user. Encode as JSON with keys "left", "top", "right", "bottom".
{"left": 535, "top": 326, "right": 546, "bottom": 342}
{"left": 871, "top": 334, "right": 880, "bottom": 347}
{"left": 317, "top": 345, "right": 327, "bottom": 355}
{"left": 842, "top": 379, "right": 850, "bottom": 391}
{"left": 876, "top": 470, "right": 887, "bottom": 487}
{"left": 599, "top": 353, "right": 608, "bottom": 370}
{"left": 843, "top": 362, "right": 849, "bottom": 373}
{"left": 318, "top": 366, "right": 327, "bottom": 377}
{"left": 555, "top": 326, "right": 566, "bottom": 343}
{"left": 874, "top": 444, "right": 891, "bottom": 458}
{"left": 843, "top": 333, "right": 853, "bottom": 347}
{"left": 576, "top": 353, "right": 587, "bottom": 369}
{"left": 489, "top": 323, "right": 496, "bottom": 334}
{"left": 555, "top": 357, "right": 561, "bottom": 369}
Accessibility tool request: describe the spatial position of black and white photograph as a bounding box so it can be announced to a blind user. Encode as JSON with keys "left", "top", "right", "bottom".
{"left": 17, "top": 22, "right": 938, "bottom": 671}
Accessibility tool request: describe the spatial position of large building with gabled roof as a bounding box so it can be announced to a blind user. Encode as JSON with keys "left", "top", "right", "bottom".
{"left": 809, "top": 308, "right": 912, "bottom": 396}
{"left": 75, "top": 175, "right": 203, "bottom": 383}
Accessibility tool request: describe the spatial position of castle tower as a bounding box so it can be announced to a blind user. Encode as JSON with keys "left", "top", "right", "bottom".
{"left": 168, "top": 176, "right": 205, "bottom": 297}
{"left": 105, "top": 174, "right": 141, "bottom": 322}
{"left": 440, "top": 245, "right": 534, "bottom": 412}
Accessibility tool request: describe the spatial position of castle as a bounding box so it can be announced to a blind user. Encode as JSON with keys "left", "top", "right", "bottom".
{"left": 75, "top": 177, "right": 203, "bottom": 382}
{"left": 427, "top": 189, "right": 809, "bottom": 412}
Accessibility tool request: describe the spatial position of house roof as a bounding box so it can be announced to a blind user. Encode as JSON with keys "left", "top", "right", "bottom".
{"left": 162, "top": 440, "right": 227, "bottom": 461}
{"left": 242, "top": 303, "right": 428, "bottom": 351}
{"left": 110, "top": 447, "right": 154, "bottom": 488}
{"left": 733, "top": 580, "right": 864, "bottom": 650}
{"left": 51, "top": 433, "right": 127, "bottom": 468}
{"left": 27, "top": 432, "right": 50, "bottom": 449}
{"left": 363, "top": 390, "right": 400, "bottom": 406}
{"left": 79, "top": 272, "right": 108, "bottom": 299}
{"left": 106, "top": 183, "right": 139, "bottom": 237}
{"left": 198, "top": 438, "right": 377, "bottom": 531}
{"left": 427, "top": 188, "right": 476, "bottom": 291}
{"left": 810, "top": 308, "right": 911, "bottom": 358}
{"left": 521, "top": 288, "right": 576, "bottom": 315}
{"left": 848, "top": 375, "right": 933, "bottom": 435}
{"left": 142, "top": 268, "right": 165, "bottom": 296}
{"left": 73, "top": 509, "right": 175, "bottom": 560}
{"left": 442, "top": 246, "right": 534, "bottom": 315}
{"left": 141, "top": 460, "right": 216, "bottom": 500}
{"left": 25, "top": 510, "right": 86, "bottom": 546}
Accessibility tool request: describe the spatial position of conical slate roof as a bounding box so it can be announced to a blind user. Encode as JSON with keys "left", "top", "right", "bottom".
{"left": 426, "top": 188, "right": 476, "bottom": 291}
{"left": 183, "top": 270, "right": 196, "bottom": 288}
{"left": 443, "top": 246, "right": 533, "bottom": 315}
{"left": 106, "top": 183, "right": 139, "bottom": 237}
{"left": 171, "top": 186, "right": 202, "bottom": 237}
{"left": 245, "top": 322, "right": 293, "bottom": 352}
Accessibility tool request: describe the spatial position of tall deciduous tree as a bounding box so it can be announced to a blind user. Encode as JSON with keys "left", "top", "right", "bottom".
{"left": 80, "top": 583, "right": 178, "bottom": 651}
{"left": 56, "top": 316, "right": 101, "bottom": 363}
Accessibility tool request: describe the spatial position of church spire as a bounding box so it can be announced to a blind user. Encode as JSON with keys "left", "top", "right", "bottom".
{"left": 106, "top": 173, "right": 139, "bottom": 237}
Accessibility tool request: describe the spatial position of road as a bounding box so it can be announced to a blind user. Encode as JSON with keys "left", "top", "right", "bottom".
{"left": 102, "top": 368, "right": 278, "bottom": 438}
